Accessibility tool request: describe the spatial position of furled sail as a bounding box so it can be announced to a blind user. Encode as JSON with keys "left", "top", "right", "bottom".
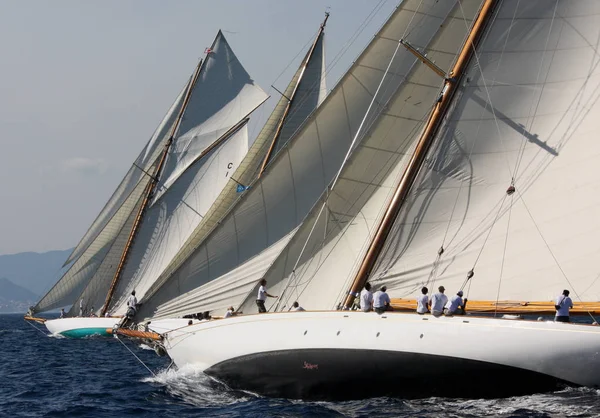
{"left": 136, "top": 3, "right": 471, "bottom": 320}
{"left": 369, "top": 0, "right": 600, "bottom": 303}
{"left": 239, "top": 0, "right": 483, "bottom": 313}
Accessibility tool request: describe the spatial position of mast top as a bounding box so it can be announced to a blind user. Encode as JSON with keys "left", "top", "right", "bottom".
{"left": 322, "top": 11, "right": 330, "bottom": 29}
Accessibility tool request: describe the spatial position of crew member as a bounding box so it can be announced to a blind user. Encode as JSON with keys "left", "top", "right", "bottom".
{"left": 555, "top": 289, "right": 573, "bottom": 323}
{"left": 256, "top": 279, "right": 277, "bottom": 313}
{"left": 373, "top": 285, "right": 391, "bottom": 314}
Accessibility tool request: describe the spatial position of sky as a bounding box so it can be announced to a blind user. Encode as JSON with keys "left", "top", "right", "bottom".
{"left": 0, "top": 0, "right": 399, "bottom": 255}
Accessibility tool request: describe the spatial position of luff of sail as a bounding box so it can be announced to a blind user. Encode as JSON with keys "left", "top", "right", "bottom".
{"left": 135, "top": 17, "right": 330, "bottom": 318}
{"left": 32, "top": 83, "right": 189, "bottom": 314}
{"left": 74, "top": 31, "right": 268, "bottom": 316}
{"left": 238, "top": 0, "right": 483, "bottom": 314}
{"left": 370, "top": 0, "right": 600, "bottom": 306}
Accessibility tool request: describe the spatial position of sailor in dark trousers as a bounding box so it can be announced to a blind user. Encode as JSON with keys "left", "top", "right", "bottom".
{"left": 256, "top": 279, "right": 278, "bottom": 313}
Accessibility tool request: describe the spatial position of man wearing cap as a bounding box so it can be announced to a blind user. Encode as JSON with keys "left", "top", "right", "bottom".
{"left": 429, "top": 286, "right": 448, "bottom": 317}
{"left": 444, "top": 290, "right": 467, "bottom": 316}
{"left": 373, "top": 285, "right": 391, "bottom": 314}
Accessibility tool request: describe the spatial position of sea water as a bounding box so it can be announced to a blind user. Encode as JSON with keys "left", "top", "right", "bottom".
{"left": 1, "top": 314, "right": 599, "bottom": 417}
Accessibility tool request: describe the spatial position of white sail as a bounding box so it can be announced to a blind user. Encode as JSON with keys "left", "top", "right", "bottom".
{"left": 267, "top": 29, "right": 328, "bottom": 162}
{"left": 137, "top": 2, "right": 469, "bottom": 320}
{"left": 154, "top": 230, "right": 296, "bottom": 317}
{"left": 152, "top": 31, "right": 269, "bottom": 202}
{"left": 108, "top": 124, "right": 251, "bottom": 315}
{"left": 63, "top": 84, "right": 188, "bottom": 266}
{"left": 370, "top": 0, "right": 600, "bottom": 303}
{"left": 34, "top": 173, "right": 152, "bottom": 313}
{"left": 239, "top": 0, "right": 482, "bottom": 313}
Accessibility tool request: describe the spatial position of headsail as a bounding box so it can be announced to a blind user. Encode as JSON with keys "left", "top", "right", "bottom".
{"left": 238, "top": 0, "right": 483, "bottom": 313}
{"left": 369, "top": 0, "right": 600, "bottom": 304}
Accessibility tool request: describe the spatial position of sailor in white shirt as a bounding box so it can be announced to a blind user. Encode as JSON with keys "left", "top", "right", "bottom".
{"left": 429, "top": 286, "right": 448, "bottom": 317}
{"left": 373, "top": 286, "right": 391, "bottom": 314}
{"left": 416, "top": 287, "right": 429, "bottom": 314}
{"left": 444, "top": 290, "right": 467, "bottom": 316}
{"left": 256, "top": 279, "right": 278, "bottom": 313}
{"left": 555, "top": 289, "right": 574, "bottom": 323}
{"left": 224, "top": 306, "right": 235, "bottom": 318}
{"left": 291, "top": 301, "right": 305, "bottom": 312}
{"left": 360, "top": 282, "right": 373, "bottom": 312}
{"left": 127, "top": 290, "right": 138, "bottom": 313}
{"left": 79, "top": 299, "right": 84, "bottom": 317}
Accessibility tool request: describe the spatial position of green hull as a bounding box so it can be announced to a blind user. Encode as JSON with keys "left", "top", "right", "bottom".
{"left": 60, "top": 328, "right": 111, "bottom": 338}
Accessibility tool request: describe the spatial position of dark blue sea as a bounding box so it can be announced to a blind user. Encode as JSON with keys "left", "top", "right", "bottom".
{"left": 2, "top": 314, "right": 599, "bottom": 417}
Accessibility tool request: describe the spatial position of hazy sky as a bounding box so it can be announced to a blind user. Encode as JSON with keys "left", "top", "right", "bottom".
{"left": 0, "top": 0, "right": 398, "bottom": 255}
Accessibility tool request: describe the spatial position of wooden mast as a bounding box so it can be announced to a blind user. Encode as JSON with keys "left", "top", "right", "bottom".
{"left": 343, "top": 0, "right": 498, "bottom": 308}
{"left": 100, "top": 45, "right": 209, "bottom": 316}
{"left": 258, "top": 12, "right": 329, "bottom": 177}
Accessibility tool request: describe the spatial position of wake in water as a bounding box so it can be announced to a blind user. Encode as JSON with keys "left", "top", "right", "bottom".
{"left": 142, "top": 364, "right": 253, "bottom": 407}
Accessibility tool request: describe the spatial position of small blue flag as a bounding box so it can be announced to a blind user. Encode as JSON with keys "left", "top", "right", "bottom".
{"left": 236, "top": 184, "right": 250, "bottom": 193}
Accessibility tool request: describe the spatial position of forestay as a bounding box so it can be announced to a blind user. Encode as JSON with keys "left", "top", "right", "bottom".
{"left": 137, "top": 2, "right": 476, "bottom": 320}
{"left": 239, "top": 0, "right": 483, "bottom": 313}
{"left": 371, "top": 0, "right": 600, "bottom": 303}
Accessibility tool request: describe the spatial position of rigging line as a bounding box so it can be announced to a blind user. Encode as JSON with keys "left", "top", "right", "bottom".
{"left": 284, "top": 96, "right": 436, "bottom": 309}
{"left": 24, "top": 319, "right": 49, "bottom": 337}
{"left": 400, "top": 0, "right": 425, "bottom": 41}
{"left": 457, "top": 0, "right": 512, "bottom": 177}
{"left": 114, "top": 335, "right": 156, "bottom": 377}
{"left": 512, "top": 0, "right": 560, "bottom": 180}
{"left": 437, "top": 0, "right": 515, "bottom": 251}
{"left": 288, "top": 35, "right": 406, "bottom": 276}
{"left": 461, "top": 192, "right": 508, "bottom": 292}
{"left": 132, "top": 163, "right": 204, "bottom": 219}
{"left": 514, "top": 189, "right": 598, "bottom": 324}
{"left": 494, "top": 193, "right": 514, "bottom": 318}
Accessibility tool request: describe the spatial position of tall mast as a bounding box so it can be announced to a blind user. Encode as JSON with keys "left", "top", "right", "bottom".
{"left": 343, "top": 0, "right": 498, "bottom": 308}
{"left": 258, "top": 12, "right": 329, "bottom": 177}
{"left": 100, "top": 47, "right": 210, "bottom": 316}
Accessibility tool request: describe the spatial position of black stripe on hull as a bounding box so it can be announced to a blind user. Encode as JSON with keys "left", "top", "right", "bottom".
{"left": 205, "top": 349, "right": 570, "bottom": 401}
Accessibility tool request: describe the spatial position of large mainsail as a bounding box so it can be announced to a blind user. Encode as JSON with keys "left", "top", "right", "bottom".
{"left": 369, "top": 0, "right": 600, "bottom": 304}
{"left": 239, "top": 0, "right": 483, "bottom": 313}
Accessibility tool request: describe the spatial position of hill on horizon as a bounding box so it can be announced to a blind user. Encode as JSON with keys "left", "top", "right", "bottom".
{"left": 0, "top": 248, "right": 72, "bottom": 297}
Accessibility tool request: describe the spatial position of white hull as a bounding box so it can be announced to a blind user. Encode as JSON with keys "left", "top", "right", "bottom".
{"left": 161, "top": 311, "right": 600, "bottom": 400}
{"left": 44, "top": 317, "right": 121, "bottom": 338}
